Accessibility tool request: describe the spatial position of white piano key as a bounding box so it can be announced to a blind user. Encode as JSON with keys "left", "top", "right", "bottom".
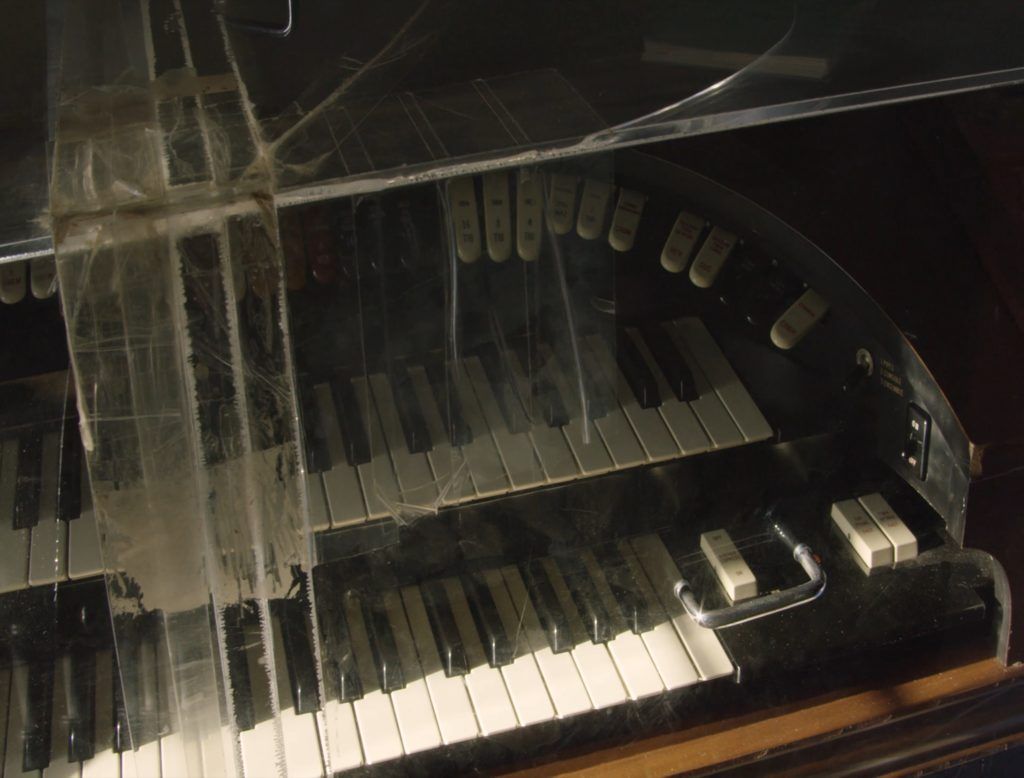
{"left": 44, "top": 659, "right": 81, "bottom": 778}
{"left": 156, "top": 637, "right": 189, "bottom": 778}
{"left": 313, "top": 383, "right": 367, "bottom": 527}
{"left": 342, "top": 594, "right": 404, "bottom": 765}
{"left": 617, "top": 541, "right": 699, "bottom": 691}
{"left": 540, "top": 348, "right": 615, "bottom": 477}
{"left": 68, "top": 467, "right": 103, "bottom": 580}
{"left": 672, "top": 318, "right": 773, "bottom": 443}
{"left": 0, "top": 668, "right": 10, "bottom": 772}
{"left": 381, "top": 590, "right": 443, "bottom": 755}
{"left": 515, "top": 169, "right": 544, "bottom": 262}
{"left": 320, "top": 700, "right": 363, "bottom": 774}
{"left": 540, "top": 558, "right": 627, "bottom": 710}
{"left": 660, "top": 211, "right": 705, "bottom": 273}
{"left": 350, "top": 377, "right": 402, "bottom": 520}
{"left": 1, "top": 261, "right": 28, "bottom": 304}
{"left": 368, "top": 373, "right": 438, "bottom": 509}
{"left": 271, "top": 616, "right": 326, "bottom": 778}
{"left": 585, "top": 336, "right": 679, "bottom": 462}
{"left": 399, "top": 586, "right": 478, "bottom": 745}
{"left": 575, "top": 179, "right": 613, "bottom": 240}
{"left": 629, "top": 535, "right": 734, "bottom": 681}
{"left": 120, "top": 741, "right": 161, "bottom": 778}
{"left": 304, "top": 473, "right": 330, "bottom": 532}
{"left": 580, "top": 552, "right": 664, "bottom": 700}
{"left": 607, "top": 189, "right": 646, "bottom": 253}
{"left": 441, "top": 578, "right": 518, "bottom": 735}
{"left": 482, "top": 171, "right": 512, "bottom": 262}
{"left": 82, "top": 652, "right": 120, "bottom": 778}
{"left": 546, "top": 174, "right": 577, "bottom": 235}
{"left": 505, "top": 350, "right": 579, "bottom": 483}
{"left": 448, "top": 177, "right": 481, "bottom": 263}
{"left": 499, "top": 566, "right": 592, "bottom": 718}
{"left": 5, "top": 665, "right": 37, "bottom": 778}
{"left": 30, "top": 257, "right": 58, "bottom": 300}
{"left": 659, "top": 324, "right": 744, "bottom": 449}
{"left": 770, "top": 288, "right": 829, "bottom": 350}
{"left": 573, "top": 348, "right": 646, "bottom": 469}
{"left": 0, "top": 438, "right": 31, "bottom": 593}
{"left": 689, "top": 226, "right": 737, "bottom": 288}
{"left": 858, "top": 493, "right": 918, "bottom": 563}
{"left": 460, "top": 358, "right": 544, "bottom": 491}
{"left": 482, "top": 568, "right": 555, "bottom": 726}
{"left": 625, "top": 328, "right": 711, "bottom": 456}
{"left": 447, "top": 366, "right": 510, "bottom": 499}
{"left": 831, "top": 499, "right": 893, "bottom": 570}
{"left": 28, "top": 432, "right": 67, "bottom": 587}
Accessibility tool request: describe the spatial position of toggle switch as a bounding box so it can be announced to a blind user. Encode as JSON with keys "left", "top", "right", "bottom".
{"left": 902, "top": 403, "right": 930, "bottom": 480}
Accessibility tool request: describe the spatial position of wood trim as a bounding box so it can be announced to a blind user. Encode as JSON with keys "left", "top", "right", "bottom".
{"left": 505, "top": 659, "right": 1024, "bottom": 777}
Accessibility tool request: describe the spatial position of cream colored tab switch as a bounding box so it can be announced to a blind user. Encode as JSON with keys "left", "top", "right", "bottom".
{"left": 608, "top": 189, "right": 646, "bottom": 252}
{"left": 482, "top": 171, "right": 512, "bottom": 262}
{"left": 516, "top": 169, "right": 544, "bottom": 261}
{"left": 546, "top": 174, "right": 577, "bottom": 235}
{"left": 831, "top": 498, "right": 894, "bottom": 570}
{"left": 660, "top": 211, "right": 705, "bottom": 273}
{"left": 858, "top": 493, "right": 918, "bottom": 563}
{"left": 689, "top": 227, "right": 737, "bottom": 288}
{"left": 0, "top": 261, "right": 27, "bottom": 304}
{"left": 770, "top": 288, "right": 829, "bottom": 350}
{"left": 448, "top": 177, "right": 481, "bottom": 263}
{"left": 700, "top": 529, "right": 757, "bottom": 601}
{"left": 576, "top": 179, "right": 613, "bottom": 240}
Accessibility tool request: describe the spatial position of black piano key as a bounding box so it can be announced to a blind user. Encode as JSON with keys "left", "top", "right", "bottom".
{"left": 512, "top": 344, "right": 570, "bottom": 428}
{"left": 594, "top": 544, "right": 654, "bottom": 635}
{"left": 615, "top": 332, "right": 661, "bottom": 410}
{"left": 13, "top": 428, "right": 43, "bottom": 529}
{"left": 361, "top": 595, "right": 405, "bottom": 693}
{"left": 328, "top": 374, "right": 372, "bottom": 466}
{"left": 57, "top": 423, "right": 83, "bottom": 522}
{"left": 299, "top": 380, "right": 331, "bottom": 474}
{"left": 313, "top": 571, "right": 363, "bottom": 703}
{"left": 425, "top": 362, "right": 473, "bottom": 447}
{"left": 555, "top": 555, "right": 616, "bottom": 645}
{"left": 393, "top": 366, "right": 432, "bottom": 455}
{"left": 223, "top": 606, "right": 256, "bottom": 731}
{"left": 67, "top": 651, "right": 97, "bottom": 761}
{"left": 520, "top": 560, "right": 573, "bottom": 654}
{"left": 421, "top": 580, "right": 469, "bottom": 676}
{"left": 22, "top": 659, "right": 55, "bottom": 771}
{"left": 461, "top": 572, "right": 515, "bottom": 667}
{"left": 638, "top": 323, "right": 698, "bottom": 402}
{"left": 275, "top": 600, "right": 322, "bottom": 715}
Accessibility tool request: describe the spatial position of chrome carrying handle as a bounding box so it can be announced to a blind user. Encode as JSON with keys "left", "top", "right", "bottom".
{"left": 673, "top": 520, "right": 826, "bottom": 629}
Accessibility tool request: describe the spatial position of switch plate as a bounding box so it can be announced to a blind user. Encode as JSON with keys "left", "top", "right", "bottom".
{"left": 903, "top": 403, "right": 930, "bottom": 480}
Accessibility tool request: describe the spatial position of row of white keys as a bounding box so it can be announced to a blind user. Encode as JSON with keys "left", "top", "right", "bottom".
{"left": 312, "top": 383, "right": 367, "bottom": 528}
{"left": 672, "top": 319, "right": 773, "bottom": 443}
{"left": 350, "top": 377, "right": 402, "bottom": 520}
{"left": 68, "top": 468, "right": 103, "bottom": 580}
{"left": 399, "top": 586, "right": 479, "bottom": 745}
{"left": 440, "top": 577, "right": 518, "bottom": 735}
{"left": 539, "top": 347, "right": 615, "bottom": 477}
{"left": 380, "top": 589, "right": 443, "bottom": 754}
{"left": 448, "top": 365, "right": 511, "bottom": 499}
{"left": 0, "top": 438, "right": 31, "bottom": 593}
{"left": 461, "top": 357, "right": 545, "bottom": 491}
{"left": 479, "top": 568, "right": 555, "bottom": 725}
{"left": 585, "top": 336, "right": 680, "bottom": 462}
{"left": 28, "top": 432, "right": 67, "bottom": 587}
{"left": 368, "top": 374, "right": 438, "bottom": 509}
{"left": 498, "top": 566, "right": 592, "bottom": 717}
{"left": 503, "top": 350, "right": 578, "bottom": 483}
{"left": 539, "top": 558, "right": 628, "bottom": 710}
{"left": 616, "top": 541, "right": 701, "bottom": 691}
{"left": 622, "top": 329, "right": 711, "bottom": 455}
{"left": 629, "top": 535, "right": 734, "bottom": 681}
{"left": 579, "top": 552, "right": 665, "bottom": 700}
{"left": 660, "top": 324, "right": 744, "bottom": 449}
{"left": 270, "top": 614, "right": 326, "bottom": 778}
{"left": 405, "top": 366, "right": 476, "bottom": 505}
{"left": 573, "top": 346, "right": 646, "bottom": 470}
{"left": 341, "top": 592, "right": 404, "bottom": 764}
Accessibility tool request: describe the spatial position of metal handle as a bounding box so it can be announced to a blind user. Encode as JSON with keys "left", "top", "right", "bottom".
{"left": 673, "top": 520, "right": 826, "bottom": 629}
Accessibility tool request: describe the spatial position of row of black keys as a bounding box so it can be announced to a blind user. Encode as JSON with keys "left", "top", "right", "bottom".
{"left": 299, "top": 322, "right": 700, "bottom": 471}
